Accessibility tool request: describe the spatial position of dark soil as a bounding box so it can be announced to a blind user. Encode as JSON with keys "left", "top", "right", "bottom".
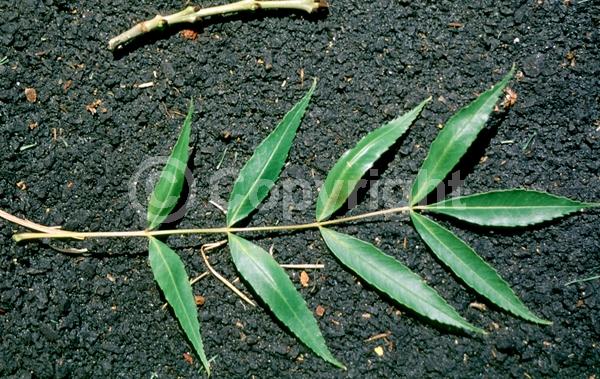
{"left": 1, "top": 0, "right": 599, "bottom": 377}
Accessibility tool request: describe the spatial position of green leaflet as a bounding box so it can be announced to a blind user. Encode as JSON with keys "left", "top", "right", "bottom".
{"left": 410, "top": 67, "right": 514, "bottom": 206}
{"left": 410, "top": 212, "right": 551, "bottom": 325}
{"left": 319, "top": 227, "right": 484, "bottom": 334}
{"left": 316, "top": 98, "right": 431, "bottom": 221}
{"left": 147, "top": 101, "right": 193, "bottom": 230}
{"left": 227, "top": 81, "right": 316, "bottom": 227}
{"left": 148, "top": 237, "right": 210, "bottom": 375}
{"left": 424, "top": 189, "right": 594, "bottom": 227}
{"left": 228, "top": 233, "right": 344, "bottom": 368}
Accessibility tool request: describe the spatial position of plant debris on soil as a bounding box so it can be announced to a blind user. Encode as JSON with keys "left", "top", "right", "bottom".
{"left": 1, "top": 0, "right": 599, "bottom": 377}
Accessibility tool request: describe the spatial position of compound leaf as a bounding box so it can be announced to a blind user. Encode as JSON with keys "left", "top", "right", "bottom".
{"left": 410, "top": 212, "right": 551, "bottom": 324}
{"left": 424, "top": 189, "right": 594, "bottom": 227}
{"left": 319, "top": 227, "right": 484, "bottom": 334}
{"left": 410, "top": 67, "right": 514, "bottom": 206}
{"left": 147, "top": 101, "right": 193, "bottom": 230}
{"left": 227, "top": 81, "right": 316, "bottom": 227}
{"left": 148, "top": 237, "right": 210, "bottom": 375}
{"left": 228, "top": 233, "right": 344, "bottom": 369}
{"left": 316, "top": 97, "right": 430, "bottom": 221}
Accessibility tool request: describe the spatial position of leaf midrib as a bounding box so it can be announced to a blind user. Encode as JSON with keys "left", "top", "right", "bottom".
{"left": 320, "top": 122, "right": 406, "bottom": 217}
{"left": 148, "top": 129, "right": 188, "bottom": 228}
{"left": 150, "top": 239, "right": 197, "bottom": 338}
{"left": 235, "top": 239, "right": 321, "bottom": 347}
{"left": 430, "top": 205, "right": 583, "bottom": 210}
{"left": 346, "top": 122, "right": 401, "bottom": 166}
{"left": 228, "top": 105, "right": 304, "bottom": 226}
{"left": 324, "top": 230, "right": 468, "bottom": 327}
{"left": 414, "top": 215, "right": 520, "bottom": 312}
{"left": 413, "top": 93, "right": 497, "bottom": 203}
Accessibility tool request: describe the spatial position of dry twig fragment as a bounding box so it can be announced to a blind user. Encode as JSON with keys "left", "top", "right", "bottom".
{"left": 136, "top": 82, "right": 154, "bottom": 89}
{"left": 365, "top": 331, "right": 391, "bottom": 342}
{"left": 108, "top": 0, "right": 328, "bottom": 50}
{"left": 469, "top": 302, "right": 487, "bottom": 311}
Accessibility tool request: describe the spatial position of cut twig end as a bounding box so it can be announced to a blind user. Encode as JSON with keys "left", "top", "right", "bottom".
{"left": 316, "top": 0, "right": 329, "bottom": 10}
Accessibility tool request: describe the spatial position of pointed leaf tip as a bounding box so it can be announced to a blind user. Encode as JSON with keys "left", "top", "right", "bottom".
{"left": 410, "top": 212, "right": 551, "bottom": 325}
{"left": 148, "top": 237, "right": 211, "bottom": 375}
{"left": 228, "top": 233, "right": 344, "bottom": 368}
{"left": 319, "top": 227, "right": 484, "bottom": 334}
{"left": 147, "top": 100, "right": 194, "bottom": 230}
{"left": 410, "top": 67, "right": 514, "bottom": 206}
{"left": 227, "top": 82, "right": 316, "bottom": 227}
{"left": 316, "top": 97, "right": 430, "bottom": 221}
